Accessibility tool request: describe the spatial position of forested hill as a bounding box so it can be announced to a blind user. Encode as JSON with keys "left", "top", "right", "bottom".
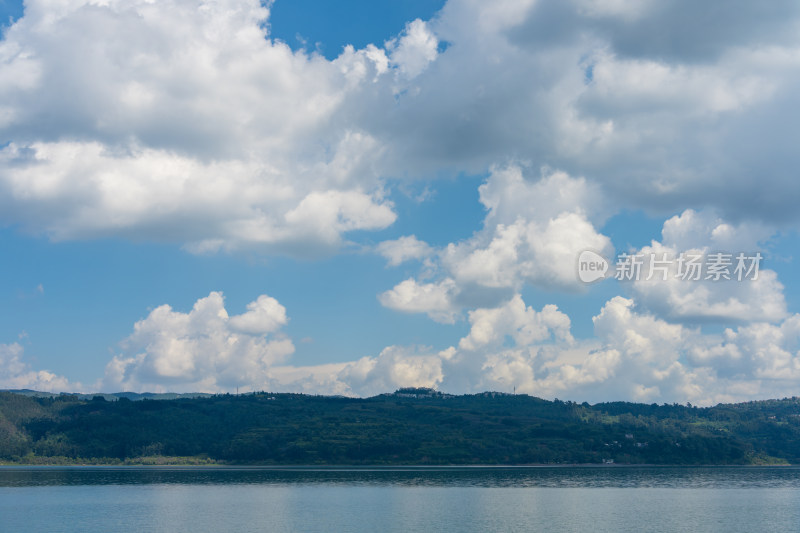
{"left": 1, "top": 388, "right": 800, "bottom": 465}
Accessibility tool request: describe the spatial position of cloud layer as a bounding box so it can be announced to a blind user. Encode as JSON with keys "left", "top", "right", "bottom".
{"left": 2, "top": 0, "right": 800, "bottom": 404}
{"left": 0, "top": 0, "right": 400, "bottom": 254}
{"left": 2, "top": 288, "right": 796, "bottom": 405}
{"left": 4, "top": 0, "right": 800, "bottom": 250}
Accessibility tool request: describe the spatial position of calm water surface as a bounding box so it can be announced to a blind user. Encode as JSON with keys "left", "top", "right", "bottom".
{"left": 1, "top": 466, "right": 799, "bottom": 532}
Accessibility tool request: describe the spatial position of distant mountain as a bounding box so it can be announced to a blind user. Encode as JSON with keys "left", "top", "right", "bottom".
{"left": 0, "top": 389, "right": 213, "bottom": 401}
{"left": 1, "top": 390, "right": 799, "bottom": 465}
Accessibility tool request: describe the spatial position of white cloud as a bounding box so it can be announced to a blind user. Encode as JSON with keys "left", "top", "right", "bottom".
{"left": 627, "top": 209, "right": 787, "bottom": 323}
{"left": 443, "top": 166, "right": 613, "bottom": 292}
{"left": 336, "top": 345, "right": 445, "bottom": 397}
{"left": 689, "top": 316, "right": 800, "bottom": 381}
{"left": 439, "top": 0, "right": 538, "bottom": 35}
{"left": 444, "top": 210, "right": 612, "bottom": 290}
{"left": 659, "top": 209, "right": 774, "bottom": 253}
{"left": 388, "top": 0, "right": 800, "bottom": 223}
{"left": 228, "top": 294, "right": 288, "bottom": 335}
{"left": 527, "top": 297, "right": 800, "bottom": 404}
{"left": 379, "top": 165, "right": 613, "bottom": 319}
{"left": 3, "top": 287, "right": 794, "bottom": 405}
{"left": 3, "top": 0, "right": 800, "bottom": 405}
{"left": 264, "top": 362, "right": 353, "bottom": 396}
{"left": 3, "top": 0, "right": 800, "bottom": 252}
{"left": 101, "top": 291, "right": 448, "bottom": 396}
{"left": 415, "top": 294, "right": 798, "bottom": 405}
{"left": 478, "top": 166, "right": 608, "bottom": 227}
{"left": 103, "top": 292, "right": 295, "bottom": 393}
{"left": 91, "top": 291, "right": 800, "bottom": 404}
{"left": 458, "top": 294, "right": 573, "bottom": 351}
{"left": 387, "top": 19, "right": 439, "bottom": 79}
{"left": 100, "top": 292, "right": 441, "bottom": 397}
{"left": 439, "top": 295, "right": 701, "bottom": 403}
{"left": 584, "top": 52, "right": 772, "bottom": 116}
{"left": 0, "top": 342, "right": 77, "bottom": 392}
{"left": 261, "top": 345, "right": 446, "bottom": 398}
{"left": 282, "top": 189, "right": 397, "bottom": 249}
{"left": 592, "top": 296, "right": 689, "bottom": 363}
{"left": 378, "top": 278, "right": 459, "bottom": 324}
{"left": 82, "top": 282, "right": 800, "bottom": 404}
{"left": 0, "top": 0, "right": 396, "bottom": 255}
{"left": 377, "top": 235, "right": 433, "bottom": 266}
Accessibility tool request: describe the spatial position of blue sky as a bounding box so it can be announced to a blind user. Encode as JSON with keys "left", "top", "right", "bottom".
{"left": 1, "top": 0, "right": 800, "bottom": 404}
{"left": 268, "top": 0, "right": 447, "bottom": 59}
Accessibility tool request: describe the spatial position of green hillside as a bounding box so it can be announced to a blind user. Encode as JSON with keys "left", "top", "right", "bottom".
{"left": 2, "top": 388, "right": 799, "bottom": 465}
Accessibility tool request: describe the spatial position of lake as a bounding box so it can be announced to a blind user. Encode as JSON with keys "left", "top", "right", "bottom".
{"left": 1, "top": 466, "right": 799, "bottom": 532}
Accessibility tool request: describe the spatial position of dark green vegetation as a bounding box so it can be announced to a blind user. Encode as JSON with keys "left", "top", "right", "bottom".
{"left": 2, "top": 388, "right": 800, "bottom": 465}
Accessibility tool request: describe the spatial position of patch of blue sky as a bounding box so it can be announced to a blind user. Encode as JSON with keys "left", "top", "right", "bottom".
{"left": 601, "top": 209, "right": 665, "bottom": 253}
{"left": 268, "top": 0, "right": 447, "bottom": 59}
{"left": 520, "top": 279, "right": 622, "bottom": 341}
{"left": 764, "top": 229, "right": 800, "bottom": 315}
{"left": 358, "top": 173, "right": 487, "bottom": 247}
{"left": 0, "top": 0, "right": 23, "bottom": 29}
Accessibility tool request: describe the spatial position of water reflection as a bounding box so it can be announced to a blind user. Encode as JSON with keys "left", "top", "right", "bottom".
{"left": 1, "top": 465, "right": 799, "bottom": 488}
{"left": 2, "top": 467, "right": 800, "bottom": 533}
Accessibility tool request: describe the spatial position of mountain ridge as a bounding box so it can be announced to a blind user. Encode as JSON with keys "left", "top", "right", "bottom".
{"left": 1, "top": 389, "right": 799, "bottom": 465}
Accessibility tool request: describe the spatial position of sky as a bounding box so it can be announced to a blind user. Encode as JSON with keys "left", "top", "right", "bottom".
{"left": 1, "top": 0, "right": 800, "bottom": 405}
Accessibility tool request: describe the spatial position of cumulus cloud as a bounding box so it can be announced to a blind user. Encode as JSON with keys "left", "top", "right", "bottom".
{"left": 405, "top": 294, "right": 799, "bottom": 405}
{"left": 98, "top": 292, "right": 449, "bottom": 396}
{"left": 86, "top": 288, "right": 800, "bottom": 403}
{"left": 442, "top": 165, "right": 613, "bottom": 293}
{"left": 689, "top": 316, "right": 800, "bottom": 382}
{"left": 0, "top": 0, "right": 396, "bottom": 255}
{"left": 458, "top": 294, "right": 573, "bottom": 351}
{"left": 387, "top": 0, "right": 800, "bottom": 222}
{"left": 103, "top": 292, "right": 295, "bottom": 392}
{"left": 228, "top": 294, "right": 288, "bottom": 335}
{"left": 3, "top": 0, "right": 800, "bottom": 250}
{"left": 378, "top": 165, "right": 613, "bottom": 319}
{"left": 478, "top": 165, "right": 608, "bottom": 227}
{"left": 376, "top": 235, "right": 433, "bottom": 266}
{"left": 336, "top": 345, "right": 445, "bottom": 397}
{"left": 0, "top": 342, "right": 77, "bottom": 392}
{"left": 436, "top": 294, "right": 577, "bottom": 394}
{"left": 439, "top": 296, "right": 657, "bottom": 401}
{"left": 261, "top": 346, "right": 446, "bottom": 398}
{"left": 258, "top": 361, "right": 352, "bottom": 396}
{"left": 387, "top": 19, "right": 439, "bottom": 79}
{"left": 6, "top": 288, "right": 788, "bottom": 405}
{"left": 277, "top": 295, "right": 800, "bottom": 403}
{"left": 443, "top": 209, "right": 611, "bottom": 290}
{"left": 627, "top": 209, "right": 787, "bottom": 323}
{"left": 3, "top": 0, "right": 800, "bottom": 405}
{"left": 589, "top": 298, "right": 800, "bottom": 404}
{"left": 659, "top": 209, "right": 774, "bottom": 253}
{"left": 378, "top": 278, "right": 459, "bottom": 324}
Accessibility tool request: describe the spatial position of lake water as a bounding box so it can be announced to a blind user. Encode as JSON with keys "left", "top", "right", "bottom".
{"left": 2, "top": 466, "right": 799, "bottom": 532}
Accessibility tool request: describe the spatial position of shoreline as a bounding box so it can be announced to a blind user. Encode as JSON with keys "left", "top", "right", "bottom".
{"left": 0, "top": 462, "right": 794, "bottom": 468}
